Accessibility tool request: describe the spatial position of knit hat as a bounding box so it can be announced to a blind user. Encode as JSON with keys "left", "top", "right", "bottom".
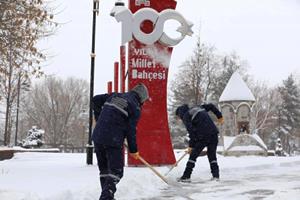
{"left": 131, "top": 83, "right": 149, "bottom": 104}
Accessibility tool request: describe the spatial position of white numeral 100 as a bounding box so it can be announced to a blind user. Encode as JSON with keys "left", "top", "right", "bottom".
{"left": 110, "top": 6, "right": 193, "bottom": 46}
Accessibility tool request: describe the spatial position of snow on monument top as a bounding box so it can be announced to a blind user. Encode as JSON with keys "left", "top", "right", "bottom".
{"left": 219, "top": 72, "right": 255, "bottom": 102}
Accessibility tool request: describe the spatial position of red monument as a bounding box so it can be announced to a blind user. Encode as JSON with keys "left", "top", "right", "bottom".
{"left": 110, "top": 0, "right": 193, "bottom": 165}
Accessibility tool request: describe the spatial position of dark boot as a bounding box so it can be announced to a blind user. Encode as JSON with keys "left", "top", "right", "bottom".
{"left": 210, "top": 177, "right": 220, "bottom": 181}
{"left": 177, "top": 175, "right": 191, "bottom": 183}
{"left": 210, "top": 160, "right": 219, "bottom": 178}
{"left": 100, "top": 187, "right": 115, "bottom": 200}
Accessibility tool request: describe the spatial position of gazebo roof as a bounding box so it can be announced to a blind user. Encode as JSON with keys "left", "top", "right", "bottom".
{"left": 219, "top": 72, "right": 255, "bottom": 102}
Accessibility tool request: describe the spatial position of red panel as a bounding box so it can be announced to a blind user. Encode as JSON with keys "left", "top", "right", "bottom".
{"left": 120, "top": 45, "right": 126, "bottom": 93}
{"left": 114, "top": 62, "right": 119, "bottom": 92}
{"left": 129, "top": 0, "right": 176, "bottom": 13}
{"left": 127, "top": 0, "right": 177, "bottom": 165}
{"left": 107, "top": 81, "right": 112, "bottom": 94}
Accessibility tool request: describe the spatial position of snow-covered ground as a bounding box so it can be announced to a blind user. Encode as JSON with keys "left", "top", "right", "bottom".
{"left": 0, "top": 151, "right": 300, "bottom": 200}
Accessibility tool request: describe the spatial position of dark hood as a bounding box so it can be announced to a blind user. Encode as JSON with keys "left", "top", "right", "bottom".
{"left": 175, "top": 104, "right": 189, "bottom": 120}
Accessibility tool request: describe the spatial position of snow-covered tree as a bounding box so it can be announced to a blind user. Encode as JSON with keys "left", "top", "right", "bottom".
{"left": 22, "top": 126, "right": 45, "bottom": 148}
{"left": 210, "top": 52, "right": 249, "bottom": 102}
{"left": 250, "top": 82, "right": 282, "bottom": 147}
{"left": 169, "top": 35, "right": 217, "bottom": 145}
{"left": 0, "top": 0, "right": 57, "bottom": 146}
{"left": 170, "top": 35, "right": 217, "bottom": 108}
{"left": 277, "top": 74, "right": 300, "bottom": 154}
{"left": 20, "top": 76, "right": 89, "bottom": 148}
{"left": 169, "top": 34, "right": 249, "bottom": 146}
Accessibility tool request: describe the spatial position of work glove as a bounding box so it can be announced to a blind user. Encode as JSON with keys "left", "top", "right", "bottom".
{"left": 185, "top": 147, "right": 192, "bottom": 154}
{"left": 130, "top": 152, "right": 140, "bottom": 160}
{"left": 217, "top": 117, "right": 224, "bottom": 125}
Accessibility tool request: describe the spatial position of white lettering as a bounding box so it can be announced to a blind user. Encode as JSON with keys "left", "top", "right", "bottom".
{"left": 131, "top": 69, "right": 166, "bottom": 81}
{"left": 133, "top": 48, "right": 147, "bottom": 56}
{"left": 131, "top": 58, "right": 155, "bottom": 68}
{"left": 135, "top": 0, "right": 150, "bottom": 6}
{"left": 132, "top": 69, "right": 138, "bottom": 79}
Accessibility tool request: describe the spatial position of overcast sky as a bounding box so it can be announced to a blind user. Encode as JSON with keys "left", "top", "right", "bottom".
{"left": 41, "top": 0, "right": 300, "bottom": 94}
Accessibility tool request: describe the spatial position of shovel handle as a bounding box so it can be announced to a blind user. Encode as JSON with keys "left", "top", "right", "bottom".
{"left": 137, "top": 155, "right": 169, "bottom": 184}
{"left": 125, "top": 143, "right": 168, "bottom": 184}
{"left": 165, "top": 151, "right": 189, "bottom": 176}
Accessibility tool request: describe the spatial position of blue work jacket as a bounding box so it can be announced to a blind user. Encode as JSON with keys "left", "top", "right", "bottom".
{"left": 92, "top": 91, "right": 141, "bottom": 153}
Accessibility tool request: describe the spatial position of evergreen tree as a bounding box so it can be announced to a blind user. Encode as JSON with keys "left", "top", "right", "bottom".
{"left": 278, "top": 74, "right": 300, "bottom": 154}
{"left": 22, "top": 126, "right": 45, "bottom": 148}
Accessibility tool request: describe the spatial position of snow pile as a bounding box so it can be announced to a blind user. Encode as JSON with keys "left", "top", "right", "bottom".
{"left": 252, "top": 133, "right": 268, "bottom": 150}
{"left": 13, "top": 146, "right": 60, "bottom": 152}
{"left": 223, "top": 134, "right": 268, "bottom": 155}
{"left": 223, "top": 136, "right": 235, "bottom": 150}
{"left": 0, "top": 147, "right": 13, "bottom": 151}
{"left": 230, "top": 145, "right": 262, "bottom": 151}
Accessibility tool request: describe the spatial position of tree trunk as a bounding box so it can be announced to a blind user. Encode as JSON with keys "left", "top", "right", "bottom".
{"left": 4, "top": 43, "right": 13, "bottom": 146}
